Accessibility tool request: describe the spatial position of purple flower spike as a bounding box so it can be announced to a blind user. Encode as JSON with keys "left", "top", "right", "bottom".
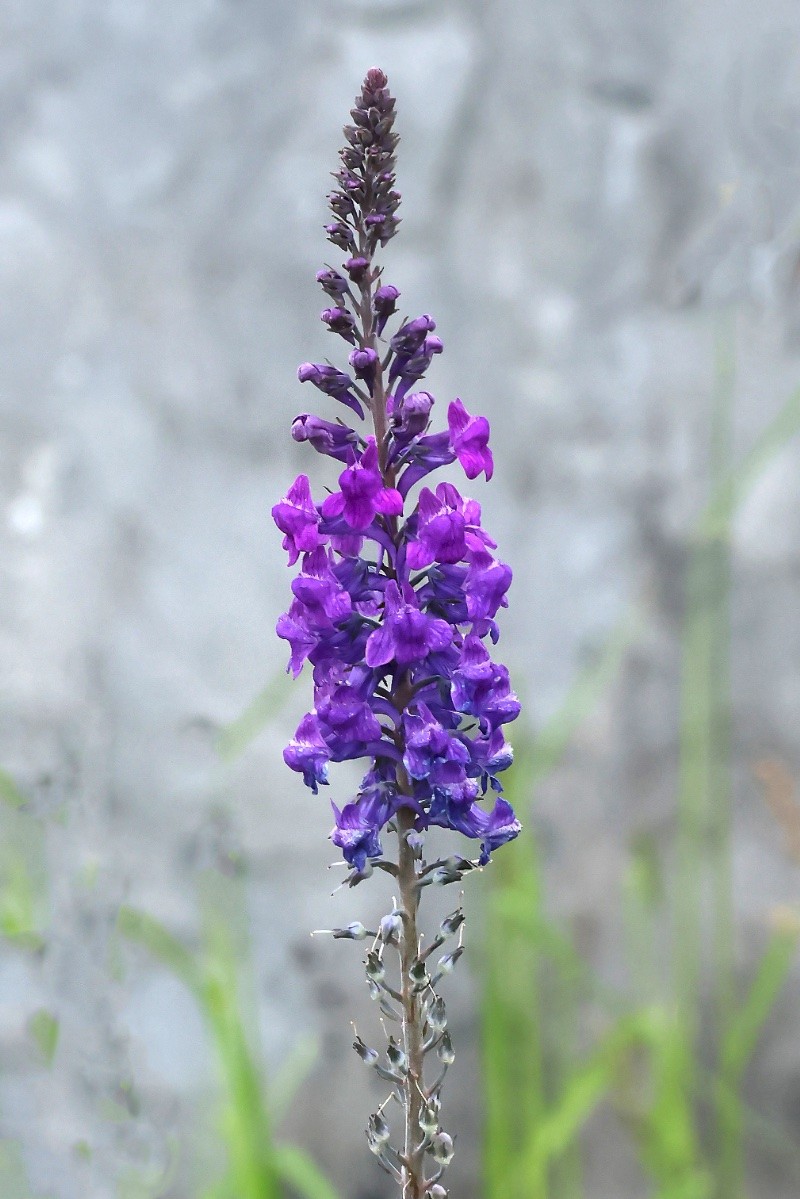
{"left": 321, "top": 438, "right": 403, "bottom": 531}
{"left": 277, "top": 69, "right": 521, "bottom": 1195}
{"left": 365, "top": 582, "right": 452, "bottom": 668}
{"left": 272, "top": 474, "right": 321, "bottom": 565}
{"left": 448, "top": 398, "right": 494, "bottom": 481}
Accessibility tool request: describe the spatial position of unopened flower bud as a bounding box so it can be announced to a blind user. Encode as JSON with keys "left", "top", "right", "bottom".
{"left": 353, "top": 1036, "right": 379, "bottom": 1065}
{"left": 373, "top": 284, "right": 400, "bottom": 335}
{"left": 348, "top": 347, "right": 378, "bottom": 380}
{"left": 437, "top": 1031, "right": 455, "bottom": 1065}
{"left": 316, "top": 268, "right": 348, "bottom": 299}
{"left": 345, "top": 255, "right": 370, "bottom": 281}
{"left": 427, "top": 995, "right": 447, "bottom": 1033}
{"left": 321, "top": 307, "right": 356, "bottom": 343}
{"left": 428, "top": 1185, "right": 448, "bottom": 1198}
{"left": 430, "top": 1132, "right": 454, "bottom": 1166}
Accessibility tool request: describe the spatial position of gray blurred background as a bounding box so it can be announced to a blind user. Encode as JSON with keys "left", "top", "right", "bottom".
{"left": 1, "top": 1, "right": 800, "bottom": 1197}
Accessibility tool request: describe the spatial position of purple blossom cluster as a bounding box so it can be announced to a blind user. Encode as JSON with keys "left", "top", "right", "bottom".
{"left": 273, "top": 69, "right": 521, "bottom": 877}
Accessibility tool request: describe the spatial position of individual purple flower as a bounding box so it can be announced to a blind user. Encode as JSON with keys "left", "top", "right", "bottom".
{"left": 403, "top": 702, "right": 469, "bottom": 781}
{"left": 284, "top": 712, "right": 330, "bottom": 792}
{"left": 316, "top": 268, "right": 349, "bottom": 300}
{"left": 276, "top": 601, "right": 318, "bottom": 677}
{"left": 272, "top": 474, "right": 321, "bottom": 565}
{"left": 321, "top": 306, "right": 357, "bottom": 343}
{"left": 321, "top": 438, "right": 403, "bottom": 531}
{"left": 406, "top": 483, "right": 494, "bottom": 570}
{"left": 390, "top": 315, "right": 437, "bottom": 360}
{"left": 448, "top": 398, "right": 494, "bottom": 481}
{"left": 451, "top": 634, "right": 521, "bottom": 731}
{"left": 365, "top": 582, "right": 452, "bottom": 668}
{"left": 389, "top": 390, "right": 434, "bottom": 443}
{"left": 291, "top": 413, "right": 359, "bottom": 462}
{"left": 317, "top": 682, "right": 384, "bottom": 747}
{"left": 432, "top": 795, "right": 521, "bottom": 864}
{"left": 297, "top": 362, "right": 365, "bottom": 420}
{"left": 331, "top": 785, "right": 394, "bottom": 872}
{"left": 290, "top": 546, "right": 352, "bottom": 627}
{"left": 396, "top": 431, "right": 456, "bottom": 498}
{"left": 464, "top": 549, "right": 512, "bottom": 620}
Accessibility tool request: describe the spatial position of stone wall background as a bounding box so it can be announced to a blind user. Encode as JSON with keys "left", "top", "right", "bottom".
{"left": 1, "top": 1, "right": 800, "bottom": 1197}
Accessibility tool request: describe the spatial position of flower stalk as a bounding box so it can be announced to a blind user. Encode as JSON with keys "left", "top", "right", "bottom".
{"left": 274, "top": 69, "right": 522, "bottom": 1196}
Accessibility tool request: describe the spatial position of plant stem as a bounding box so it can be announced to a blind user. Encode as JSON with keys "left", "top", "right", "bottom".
{"left": 397, "top": 806, "right": 426, "bottom": 1198}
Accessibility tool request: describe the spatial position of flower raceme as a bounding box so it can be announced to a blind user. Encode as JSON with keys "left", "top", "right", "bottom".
{"left": 273, "top": 67, "right": 520, "bottom": 880}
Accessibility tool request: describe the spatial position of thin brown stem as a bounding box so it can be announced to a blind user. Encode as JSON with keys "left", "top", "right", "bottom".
{"left": 397, "top": 805, "right": 426, "bottom": 1199}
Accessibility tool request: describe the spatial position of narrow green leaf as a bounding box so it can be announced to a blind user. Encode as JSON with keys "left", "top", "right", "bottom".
{"left": 722, "top": 931, "right": 798, "bottom": 1081}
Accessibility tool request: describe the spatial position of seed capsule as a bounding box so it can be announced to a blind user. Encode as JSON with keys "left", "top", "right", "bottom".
{"left": 430, "top": 1132, "right": 454, "bottom": 1166}
{"left": 427, "top": 995, "right": 447, "bottom": 1033}
{"left": 353, "top": 1035, "right": 379, "bottom": 1065}
{"left": 437, "top": 1031, "right": 455, "bottom": 1065}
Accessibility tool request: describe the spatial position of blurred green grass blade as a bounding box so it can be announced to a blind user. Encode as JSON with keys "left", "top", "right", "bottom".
{"left": 216, "top": 671, "right": 293, "bottom": 761}
{"left": 0, "top": 1141, "right": 49, "bottom": 1199}
{"left": 700, "top": 384, "right": 800, "bottom": 539}
{"left": 0, "top": 770, "right": 27, "bottom": 809}
{"left": 721, "top": 930, "right": 798, "bottom": 1081}
{"left": 269, "top": 1037, "right": 320, "bottom": 1127}
{"left": 273, "top": 1145, "right": 341, "bottom": 1199}
{"left": 27, "top": 1010, "right": 59, "bottom": 1068}
{"left": 116, "top": 906, "right": 203, "bottom": 996}
{"left": 526, "top": 610, "right": 641, "bottom": 792}
{"left": 0, "top": 804, "right": 48, "bottom": 949}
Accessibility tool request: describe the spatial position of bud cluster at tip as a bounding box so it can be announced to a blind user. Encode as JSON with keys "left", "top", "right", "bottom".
{"left": 325, "top": 67, "right": 401, "bottom": 256}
